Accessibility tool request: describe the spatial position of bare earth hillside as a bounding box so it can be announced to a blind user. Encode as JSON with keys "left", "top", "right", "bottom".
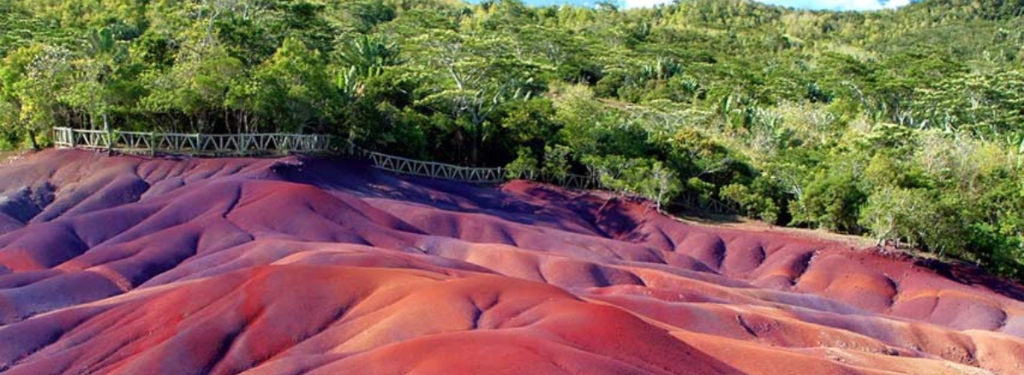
{"left": 1, "top": 150, "right": 1023, "bottom": 375}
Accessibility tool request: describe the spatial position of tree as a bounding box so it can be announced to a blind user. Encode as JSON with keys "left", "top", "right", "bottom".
{"left": 250, "top": 37, "right": 337, "bottom": 133}
{"left": 720, "top": 183, "right": 780, "bottom": 224}
{"left": 644, "top": 160, "right": 682, "bottom": 212}
{"left": 913, "top": 69, "right": 1024, "bottom": 137}
{"left": 333, "top": 0, "right": 396, "bottom": 33}
{"left": 585, "top": 155, "right": 680, "bottom": 211}
{"left": 335, "top": 34, "right": 400, "bottom": 98}
{"left": 498, "top": 97, "right": 559, "bottom": 163}
{"left": 793, "top": 167, "right": 866, "bottom": 232}
{"left": 62, "top": 27, "right": 131, "bottom": 135}
{"left": 142, "top": 30, "right": 242, "bottom": 132}
{"left": 0, "top": 44, "right": 74, "bottom": 149}
{"left": 411, "top": 29, "right": 542, "bottom": 165}
{"left": 859, "top": 186, "right": 932, "bottom": 248}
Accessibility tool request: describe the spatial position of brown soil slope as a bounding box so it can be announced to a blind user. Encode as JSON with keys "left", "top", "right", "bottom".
{"left": 1, "top": 150, "right": 1023, "bottom": 375}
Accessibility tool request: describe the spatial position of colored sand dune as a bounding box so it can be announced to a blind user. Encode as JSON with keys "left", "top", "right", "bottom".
{"left": 1, "top": 150, "right": 1023, "bottom": 374}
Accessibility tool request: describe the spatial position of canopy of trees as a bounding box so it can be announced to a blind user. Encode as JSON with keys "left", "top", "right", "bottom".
{"left": 2, "top": 0, "right": 1023, "bottom": 278}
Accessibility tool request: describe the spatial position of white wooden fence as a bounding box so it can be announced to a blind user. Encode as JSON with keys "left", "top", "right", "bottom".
{"left": 52, "top": 127, "right": 598, "bottom": 188}
{"left": 52, "top": 128, "right": 737, "bottom": 212}
{"left": 53, "top": 127, "right": 332, "bottom": 155}
{"left": 362, "top": 150, "right": 507, "bottom": 183}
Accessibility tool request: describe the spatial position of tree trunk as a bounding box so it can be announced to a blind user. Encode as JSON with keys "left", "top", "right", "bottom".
{"left": 28, "top": 129, "right": 40, "bottom": 150}
{"left": 471, "top": 118, "right": 484, "bottom": 166}
{"left": 471, "top": 136, "right": 479, "bottom": 166}
{"left": 103, "top": 113, "right": 111, "bottom": 153}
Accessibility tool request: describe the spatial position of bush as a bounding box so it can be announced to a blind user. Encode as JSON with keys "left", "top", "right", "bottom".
{"left": 505, "top": 148, "right": 539, "bottom": 180}
{"left": 967, "top": 223, "right": 1024, "bottom": 279}
{"left": 720, "top": 183, "right": 781, "bottom": 224}
{"left": 794, "top": 169, "right": 866, "bottom": 232}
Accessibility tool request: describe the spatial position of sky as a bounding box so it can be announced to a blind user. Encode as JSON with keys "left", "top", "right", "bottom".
{"left": 473, "top": 0, "right": 915, "bottom": 11}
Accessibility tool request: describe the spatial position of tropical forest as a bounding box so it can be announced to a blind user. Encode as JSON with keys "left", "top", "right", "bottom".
{"left": 2, "top": 0, "right": 1023, "bottom": 279}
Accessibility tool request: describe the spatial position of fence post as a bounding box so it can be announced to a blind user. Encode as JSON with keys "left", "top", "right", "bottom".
{"left": 103, "top": 115, "right": 112, "bottom": 153}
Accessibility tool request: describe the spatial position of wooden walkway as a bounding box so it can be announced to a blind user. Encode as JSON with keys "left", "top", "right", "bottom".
{"left": 52, "top": 127, "right": 598, "bottom": 189}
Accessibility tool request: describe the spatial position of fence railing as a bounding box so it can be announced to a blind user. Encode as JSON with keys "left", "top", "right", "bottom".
{"left": 353, "top": 151, "right": 601, "bottom": 188}
{"left": 362, "top": 150, "right": 506, "bottom": 183}
{"left": 53, "top": 127, "right": 600, "bottom": 187}
{"left": 54, "top": 127, "right": 334, "bottom": 156}
{"left": 52, "top": 127, "right": 730, "bottom": 212}
{"left": 513, "top": 169, "right": 601, "bottom": 190}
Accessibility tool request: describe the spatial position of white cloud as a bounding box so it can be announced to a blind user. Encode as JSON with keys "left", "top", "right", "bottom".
{"left": 758, "top": 0, "right": 914, "bottom": 11}
{"left": 622, "top": 0, "right": 913, "bottom": 11}
{"left": 815, "top": 0, "right": 904, "bottom": 10}
{"left": 814, "top": 0, "right": 888, "bottom": 10}
{"left": 622, "top": 0, "right": 673, "bottom": 9}
{"left": 882, "top": 0, "right": 912, "bottom": 9}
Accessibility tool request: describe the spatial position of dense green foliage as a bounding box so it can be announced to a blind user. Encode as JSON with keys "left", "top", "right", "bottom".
{"left": 2, "top": 0, "right": 1023, "bottom": 277}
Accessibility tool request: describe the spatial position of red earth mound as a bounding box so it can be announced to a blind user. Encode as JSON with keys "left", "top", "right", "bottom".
{"left": 1, "top": 149, "right": 1023, "bottom": 374}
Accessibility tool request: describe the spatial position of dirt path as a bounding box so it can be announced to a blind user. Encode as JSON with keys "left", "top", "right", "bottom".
{"left": 674, "top": 213, "right": 877, "bottom": 249}
{"left": 0, "top": 149, "right": 31, "bottom": 167}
